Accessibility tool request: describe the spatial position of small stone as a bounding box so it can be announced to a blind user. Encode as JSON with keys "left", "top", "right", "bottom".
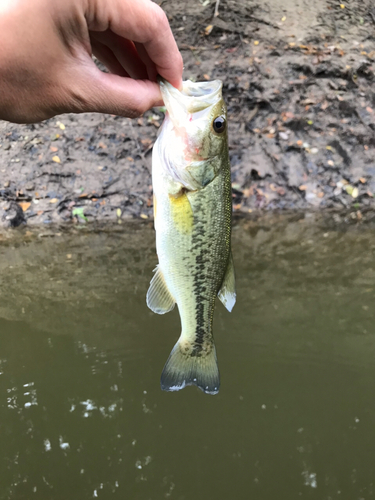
{"left": 279, "top": 132, "right": 289, "bottom": 141}
{"left": 3, "top": 181, "right": 10, "bottom": 188}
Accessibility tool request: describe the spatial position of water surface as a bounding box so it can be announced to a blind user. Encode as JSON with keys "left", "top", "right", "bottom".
{"left": 1, "top": 215, "right": 375, "bottom": 499}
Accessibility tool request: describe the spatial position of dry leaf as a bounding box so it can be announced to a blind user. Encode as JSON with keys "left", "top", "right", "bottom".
{"left": 205, "top": 24, "right": 213, "bottom": 36}
{"left": 50, "top": 198, "right": 58, "bottom": 204}
{"left": 50, "top": 146, "right": 58, "bottom": 152}
{"left": 52, "top": 155, "right": 61, "bottom": 163}
{"left": 19, "top": 202, "right": 31, "bottom": 212}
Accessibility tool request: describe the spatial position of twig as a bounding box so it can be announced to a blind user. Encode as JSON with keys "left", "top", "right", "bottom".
{"left": 214, "top": 0, "right": 220, "bottom": 17}
{"left": 247, "top": 105, "right": 259, "bottom": 123}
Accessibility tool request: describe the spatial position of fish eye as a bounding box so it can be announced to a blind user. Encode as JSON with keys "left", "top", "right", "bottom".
{"left": 213, "top": 116, "right": 226, "bottom": 134}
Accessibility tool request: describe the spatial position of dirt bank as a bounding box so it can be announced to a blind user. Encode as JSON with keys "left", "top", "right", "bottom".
{"left": 0, "top": 0, "right": 374, "bottom": 227}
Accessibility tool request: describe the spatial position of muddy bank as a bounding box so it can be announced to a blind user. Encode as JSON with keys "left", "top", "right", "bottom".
{"left": 0, "top": 0, "right": 374, "bottom": 227}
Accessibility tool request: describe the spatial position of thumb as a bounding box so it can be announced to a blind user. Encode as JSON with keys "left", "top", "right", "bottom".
{"left": 75, "top": 68, "right": 163, "bottom": 117}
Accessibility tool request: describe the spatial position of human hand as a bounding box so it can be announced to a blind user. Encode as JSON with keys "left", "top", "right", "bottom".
{"left": 0, "top": 0, "right": 183, "bottom": 123}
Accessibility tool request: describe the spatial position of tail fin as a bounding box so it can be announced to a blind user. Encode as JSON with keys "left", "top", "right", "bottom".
{"left": 160, "top": 340, "right": 220, "bottom": 395}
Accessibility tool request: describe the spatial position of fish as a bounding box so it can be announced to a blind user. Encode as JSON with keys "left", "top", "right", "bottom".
{"left": 147, "top": 78, "right": 236, "bottom": 395}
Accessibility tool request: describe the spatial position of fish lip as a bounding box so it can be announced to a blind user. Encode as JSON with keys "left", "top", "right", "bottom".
{"left": 158, "top": 77, "right": 223, "bottom": 113}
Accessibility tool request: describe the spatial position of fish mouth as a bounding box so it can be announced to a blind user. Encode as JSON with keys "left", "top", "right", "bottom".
{"left": 159, "top": 77, "right": 223, "bottom": 114}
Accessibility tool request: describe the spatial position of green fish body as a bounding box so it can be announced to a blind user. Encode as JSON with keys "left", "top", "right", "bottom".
{"left": 147, "top": 78, "right": 235, "bottom": 394}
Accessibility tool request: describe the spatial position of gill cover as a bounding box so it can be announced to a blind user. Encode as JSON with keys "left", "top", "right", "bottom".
{"left": 156, "top": 78, "right": 227, "bottom": 192}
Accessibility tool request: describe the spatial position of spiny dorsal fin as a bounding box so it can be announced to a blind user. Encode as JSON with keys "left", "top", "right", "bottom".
{"left": 146, "top": 265, "right": 175, "bottom": 314}
{"left": 218, "top": 252, "right": 236, "bottom": 312}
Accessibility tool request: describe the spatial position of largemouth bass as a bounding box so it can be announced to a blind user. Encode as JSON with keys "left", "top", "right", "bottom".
{"left": 147, "top": 78, "right": 235, "bottom": 395}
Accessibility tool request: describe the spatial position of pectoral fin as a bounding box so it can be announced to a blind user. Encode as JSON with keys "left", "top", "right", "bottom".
{"left": 218, "top": 252, "right": 236, "bottom": 312}
{"left": 146, "top": 265, "right": 175, "bottom": 314}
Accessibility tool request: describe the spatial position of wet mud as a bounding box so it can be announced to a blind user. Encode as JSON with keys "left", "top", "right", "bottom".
{"left": 0, "top": 0, "right": 374, "bottom": 227}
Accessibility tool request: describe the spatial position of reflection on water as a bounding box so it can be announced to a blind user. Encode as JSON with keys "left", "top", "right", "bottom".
{"left": 1, "top": 215, "right": 375, "bottom": 499}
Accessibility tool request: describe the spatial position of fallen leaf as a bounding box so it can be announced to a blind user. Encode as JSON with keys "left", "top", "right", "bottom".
{"left": 72, "top": 207, "right": 87, "bottom": 221}
{"left": 299, "top": 185, "right": 307, "bottom": 191}
{"left": 281, "top": 16, "right": 286, "bottom": 21}
{"left": 52, "top": 155, "right": 61, "bottom": 163}
{"left": 140, "top": 214, "right": 148, "bottom": 219}
{"left": 254, "top": 40, "right": 259, "bottom": 45}
{"left": 50, "top": 198, "right": 58, "bottom": 204}
{"left": 19, "top": 202, "right": 31, "bottom": 212}
{"left": 205, "top": 24, "right": 213, "bottom": 36}
{"left": 203, "top": 74, "right": 210, "bottom": 80}
{"left": 98, "top": 142, "right": 107, "bottom": 149}
{"left": 59, "top": 123, "right": 65, "bottom": 130}
{"left": 141, "top": 138, "right": 152, "bottom": 147}
{"left": 116, "top": 208, "right": 122, "bottom": 218}
{"left": 359, "top": 177, "right": 366, "bottom": 184}
{"left": 366, "top": 106, "right": 373, "bottom": 114}
{"left": 50, "top": 146, "right": 58, "bottom": 152}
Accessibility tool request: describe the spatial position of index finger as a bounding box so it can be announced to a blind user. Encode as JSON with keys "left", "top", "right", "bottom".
{"left": 89, "top": 0, "right": 183, "bottom": 89}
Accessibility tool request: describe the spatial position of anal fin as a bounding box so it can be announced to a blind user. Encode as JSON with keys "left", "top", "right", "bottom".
{"left": 218, "top": 252, "right": 236, "bottom": 312}
{"left": 146, "top": 265, "right": 175, "bottom": 314}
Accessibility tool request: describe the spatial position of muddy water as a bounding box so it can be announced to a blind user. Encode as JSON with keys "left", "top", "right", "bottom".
{"left": 1, "top": 215, "right": 375, "bottom": 499}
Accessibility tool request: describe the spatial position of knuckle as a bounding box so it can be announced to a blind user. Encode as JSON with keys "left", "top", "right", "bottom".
{"left": 149, "top": 4, "right": 169, "bottom": 32}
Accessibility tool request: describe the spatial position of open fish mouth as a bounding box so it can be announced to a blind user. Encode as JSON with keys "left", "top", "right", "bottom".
{"left": 159, "top": 78, "right": 223, "bottom": 114}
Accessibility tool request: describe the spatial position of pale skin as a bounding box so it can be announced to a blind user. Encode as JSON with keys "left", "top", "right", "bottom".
{"left": 0, "top": 0, "right": 183, "bottom": 123}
